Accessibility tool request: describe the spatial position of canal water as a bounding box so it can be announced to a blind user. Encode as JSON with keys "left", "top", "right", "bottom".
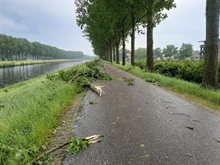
{"left": 0, "top": 60, "right": 85, "bottom": 87}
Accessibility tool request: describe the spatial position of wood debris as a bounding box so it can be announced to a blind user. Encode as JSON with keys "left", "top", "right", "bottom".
{"left": 90, "top": 84, "right": 105, "bottom": 96}
{"left": 32, "top": 134, "right": 103, "bottom": 164}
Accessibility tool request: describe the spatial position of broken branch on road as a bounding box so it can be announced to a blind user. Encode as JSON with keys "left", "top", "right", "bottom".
{"left": 33, "top": 134, "right": 103, "bottom": 164}
{"left": 89, "top": 84, "right": 105, "bottom": 96}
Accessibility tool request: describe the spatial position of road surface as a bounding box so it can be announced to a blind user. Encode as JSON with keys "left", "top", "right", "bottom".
{"left": 62, "top": 64, "right": 220, "bottom": 165}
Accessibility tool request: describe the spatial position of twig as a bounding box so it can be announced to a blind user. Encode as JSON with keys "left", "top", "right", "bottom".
{"left": 32, "top": 134, "right": 103, "bottom": 164}
{"left": 89, "top": 84, "right": 105, "bottom": 96}
{"left": 33, "top": 141, "right": 71, "bottom": 163}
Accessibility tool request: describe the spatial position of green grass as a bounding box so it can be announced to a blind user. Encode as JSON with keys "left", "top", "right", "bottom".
{"left": 0, "top": 59, "right": 77, "bottom": 68}
{"left": 114, "top": 64, "right": 220, "bottom": 111}
{"left": 0, "top": 73, "right": 81, "bottom": 164}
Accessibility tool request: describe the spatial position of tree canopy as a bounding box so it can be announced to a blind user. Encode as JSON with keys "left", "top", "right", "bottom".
{"left": 75, "top": 0, "right": 175, "bottom": 67}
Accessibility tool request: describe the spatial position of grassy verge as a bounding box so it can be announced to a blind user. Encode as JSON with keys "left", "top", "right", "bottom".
{"left": 0, "top": 75, "right": 80, "bottom": 164}
{"left": 114, "top": 64, "right": 220, "bottom": 111}
{"left": 0, "top": 60, "right": 111, "bottom": 164}
{"left": 0, "top": 59, "right": 80, "bottom": 68}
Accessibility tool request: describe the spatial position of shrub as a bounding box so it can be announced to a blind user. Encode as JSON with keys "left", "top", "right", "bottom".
{"left": 178, "top": 61, "right": 203, "bottom": 83}
{"left": 134, "top": 61, "right": 146, "bottom": 70}
{"left": 154, "top": 61, "right": 180, "bottom": 77}
{"left": 134, "top": 60, "right": 208, "bottom": 84}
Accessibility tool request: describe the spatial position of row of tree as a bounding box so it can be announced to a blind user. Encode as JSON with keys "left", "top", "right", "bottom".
{"left": 75, "top": 0, "right": 175, "bottom": 69}
{"left": 76, "top": 0, "right": 219, "bottom": 88}
{"left": 135, "top": 43, "right": 194, "bottom": 60}
{"left": 0, "top": 34, "right": 85, "bottom": 61}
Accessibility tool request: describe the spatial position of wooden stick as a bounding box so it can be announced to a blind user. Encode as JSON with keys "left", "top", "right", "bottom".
{"left": 89, "top": 85, "right": 105, "bottom": 96}
{"left": 33, "top": 141, "right": 71, "bottom": 163}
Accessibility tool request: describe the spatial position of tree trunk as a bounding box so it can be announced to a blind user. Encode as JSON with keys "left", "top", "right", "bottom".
{"left": 146, "top": 0, "right": 154, "bottom": 71}
{"left": 106, "top": 48, "right": 109, "bottom": 61}
{"left": 116, "top": 43, "right": 120, "bottom": 64}
{"left": 113, "top": 44, "right": 116, "bottom": 62}
{"left": 131, "top": 14, "right": 135, "bottom": 66}
{"left": 122, "top": 25, "right": 126, "bottom": 66}
{"left": 110, "top": 44, "right": 113, "bottom": 63}
{"left": 203, "top": 0, "right": 219, "bottom": 87}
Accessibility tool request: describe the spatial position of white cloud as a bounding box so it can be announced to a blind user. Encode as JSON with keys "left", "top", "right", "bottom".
{"left": 0, "top": 14, "right": 28, "bottom": 32}
{"left": 0, "top": 0, "right": 93, "bottom": 55}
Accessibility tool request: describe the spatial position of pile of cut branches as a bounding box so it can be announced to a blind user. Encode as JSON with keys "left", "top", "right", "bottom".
{"left": 47, "top": 60, "right": 112, "bottom": 88}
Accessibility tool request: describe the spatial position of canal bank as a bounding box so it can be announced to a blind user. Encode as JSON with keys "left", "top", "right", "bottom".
{"left": 0, "top": 60, "right": 111, "bottom": 164}
{"left": 0, "top": 59, "right": 81, "bottom": 68}
{"left": 0, "top": 73, "right": 80, "bottom": 164}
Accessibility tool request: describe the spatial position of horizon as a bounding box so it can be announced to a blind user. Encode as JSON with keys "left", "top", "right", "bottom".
{"left": 0, "top": 0, "right": 218, "bottom": 55}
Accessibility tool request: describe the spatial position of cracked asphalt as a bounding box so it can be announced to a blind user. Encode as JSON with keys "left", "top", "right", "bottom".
{"left": 62, "top": 64, "right": 220, "bottom": 165}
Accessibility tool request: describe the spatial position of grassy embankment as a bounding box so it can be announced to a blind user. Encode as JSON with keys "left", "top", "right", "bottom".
{"left": 0, "top": 59, "right": 79, "bottom": 68}
{"left": 0, "top": 60, "right": 111, "bottom": 164}
{"left": 0, "top": 75, "right": 80, "bottom": 164}
{"left": 114, "top": 64, "right": 220, "bottom": 111}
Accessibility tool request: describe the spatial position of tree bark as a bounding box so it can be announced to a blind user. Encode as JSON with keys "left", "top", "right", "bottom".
{"left": 202, "top": 0, "right": 219, "bottom": 87}
{"left": 122, "top": 24, "right": 126, "bottom": 66}
{"left": 131, "top": 14, "right": 135, "bottom": 66}
{"left": 110, "top": 44, "right": 113, "bottom": 63}
{"left": 146, "top": 0, "right": 155, "bottom": 71}
{"left": 113, "top": 44, "right": 116, "bottom": 62}
{"left": 116, "top": 43, "right": 120, "bottom": 64}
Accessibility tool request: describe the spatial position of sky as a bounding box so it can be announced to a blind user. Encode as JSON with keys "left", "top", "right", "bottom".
{"left": 0, "top": 0, "right": 217, "bottom": 55}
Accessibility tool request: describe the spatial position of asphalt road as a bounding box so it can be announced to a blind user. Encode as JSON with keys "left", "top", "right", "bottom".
{"left": 62, "top": 64, "right": 220, "bottom": 165}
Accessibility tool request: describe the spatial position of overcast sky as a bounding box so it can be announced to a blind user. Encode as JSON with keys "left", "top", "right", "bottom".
{"left": 0, "top": 0, "right": 217, "bottom": 55}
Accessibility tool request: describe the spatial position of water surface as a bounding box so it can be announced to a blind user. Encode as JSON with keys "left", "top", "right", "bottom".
{"left": 0, "top": 60, "right": 85, "bottom": 87}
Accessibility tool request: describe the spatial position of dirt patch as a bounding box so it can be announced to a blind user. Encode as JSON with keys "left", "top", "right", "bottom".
{"left": 47, "top": 92, "right": 85, "bottom": 165}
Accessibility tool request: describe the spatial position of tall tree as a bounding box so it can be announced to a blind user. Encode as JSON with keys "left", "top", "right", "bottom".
{"left": 203, "top": 0, "right": 219, "bottom": 87}
{"left": 125, "top": 0, "right": 146, "bottom": 66}
{"left": 179, "top": 43, "right": 193, "bottom": 60}
{"left": 163, "top": 44, "right": 178, "bottom": 58}
{"left": 154, "top": 47, "right": 163, "bottom": 59}
{"left": 144, "top": 0, "right": 175, "bottom": 71}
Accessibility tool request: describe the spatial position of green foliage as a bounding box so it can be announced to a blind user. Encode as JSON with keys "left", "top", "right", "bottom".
{"left": 135, "top": 60, "right": 205, "bottom": 84}
{"left": 178, "top": 43, "right": 193, "bottom": 60}
{"left": 163, "top": 45, "right": 178, "bottom": 58}
{"left": 135, "top": 48, "right": 146, "bottom": 60}
{"left": 154, "top": 61, "right": 180, "bottom": 77}
{"left": 124, "top": 78, "right": 135, "bottom": 85}
{"left": 178, "top": 61, "right": 203, "bottom": 83}
{"left": 46, "top": 73, "right": 57, "bottom": 80}
{"left": 0, "top": 60, "right": 111, "bottom": 164}
{"left": 153, "top": 47, "right": 163, "bottom": 59}
{"left": 0, "top": 76, "right": 77, "bottom": 164}
{"left": 135, "top": 61, "right": 146, "bottom": 70}
{"left": 89, "top": 100, "right": 97, "bottom": 105}
{"left": 75, "top": 0, "right": 175, "bottom": 61}
{"left": 0, "top": 34, "right": 86, "bottom": 61}
{"left": 58, "top": 60, "right": 113, "bottom": 87}
{"left": 153, "top": 61, "right": 204, "bottom": 83}
{"left": 66, "top": 137, "right": 89, "bottom": 154}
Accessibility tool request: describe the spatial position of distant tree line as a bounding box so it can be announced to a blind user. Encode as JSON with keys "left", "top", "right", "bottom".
{"left": 135, "top": 43, "right": 194, "bottom": 60}
{"left": 0, "top": 34, "right": 85, "bottom": 61}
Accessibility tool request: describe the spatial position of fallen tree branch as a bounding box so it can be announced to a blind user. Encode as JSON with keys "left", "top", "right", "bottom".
{"left": 89, "top": 84, "right": 105, "bottom": 96}
{"left": 32, "top": 134, "right": 103, "bottom": 164}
